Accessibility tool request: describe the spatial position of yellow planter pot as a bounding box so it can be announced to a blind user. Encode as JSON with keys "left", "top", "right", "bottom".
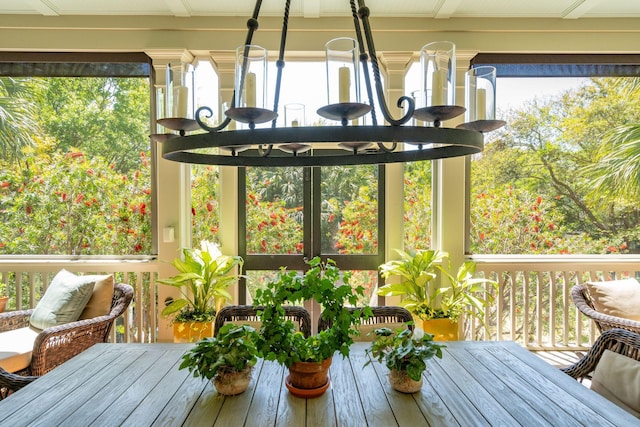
{"left": 420, "top": 318, "right": 459, "bottom": 341}
{"left": 173, "top": 321, "right": 213, "bottom": 343}
{"left": 0, "top": 296, "right": 7, "bottom": 312}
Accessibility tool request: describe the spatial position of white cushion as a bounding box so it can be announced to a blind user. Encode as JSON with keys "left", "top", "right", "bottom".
{"left": 29, "top": 269, "right": 97, "bottom": 330}
{"left": 591, "top": 349, "right": 640, "bottom": 417}
{"left": 585, "top": 278, "right": 640, "bottom": 321}
{"left": 0, "top": 327, "right": 39, "bottom": 373}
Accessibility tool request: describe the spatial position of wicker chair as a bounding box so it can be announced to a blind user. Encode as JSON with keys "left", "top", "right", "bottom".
{"left": 561, "top": 328, "right": 640, "bottom": 381}
{"left": 214, "top": 305, "right": 312, "bottom": 338}
{"left": 0, "top": 282, "right": 134, "bottom": 397}
{"left": 571, "top": 284, "right": 640, "bottom": 334}
{"left": 317, "top": 306, "right": 414, "bottom": 338}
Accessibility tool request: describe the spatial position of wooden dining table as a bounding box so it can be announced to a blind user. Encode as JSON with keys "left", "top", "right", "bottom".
{"left": 0, "top": 340, "right": 637, "bottom": 426}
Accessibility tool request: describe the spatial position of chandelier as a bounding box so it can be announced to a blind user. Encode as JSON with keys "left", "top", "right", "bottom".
{"left": 155, "top": 0, "right": 505, "bottom": 167}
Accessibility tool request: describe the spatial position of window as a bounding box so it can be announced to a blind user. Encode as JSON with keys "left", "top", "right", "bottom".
{"left": 239, "top": 164, "right": 385, "bottom": 306}
{"left": 0, "top": 53, "right": 153, "bottom": 255}
{"left": 468, "top": 54, "right": 640, "bottom": 255}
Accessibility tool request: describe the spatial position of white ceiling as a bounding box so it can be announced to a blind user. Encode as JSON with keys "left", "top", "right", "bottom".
{"left": 2, "top": 0, "right": 639, "bottom": 19}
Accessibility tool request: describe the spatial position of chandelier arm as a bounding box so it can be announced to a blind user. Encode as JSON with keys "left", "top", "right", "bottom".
{"left": 349, "top": 0, "right": 378, "bottom": 126}
{"left": 271, "top": 0, "right": 292, "bottom": 128}
{"left": 199, "top": 0, "right": 264, "bottom": 133}
{"left": 357, "top": 1, "right": 414, "bottom": 126}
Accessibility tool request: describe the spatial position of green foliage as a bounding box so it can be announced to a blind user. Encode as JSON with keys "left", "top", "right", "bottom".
{"left": 179, "top": 324, "right": 258, "bottom": 380}
{"left": 0, "top": 77, "right": 40, "bottom": 164}
{"left": 403, "top": 161, "right": 432, "bottom": 251}
{"left": 253, "top": 257, "right": 371, "bottom": 367}
{"left": 157, "top": 241, "right": 243, "bottom": 322}
{"left": 378, "top": 249, "right": 496, "bottom": 323}
{"left": 0, "top": 145, "right": 151, "bottom": 255}
{"left": 471, "top": 77, "right": 640, "bottom": 254}
{"left": 191, "top": 165, "right": 220, "bottom": 244}
{"left": 365, "top": 327, "right": 445, "bottom": 381}
{"left": 245, "top": 190, "right": 303, "bottom": 254}
{"left": 37, "top": 77, "right": 150, "bottom": 173}
{"left": 332, "top": 186, "right": 378, "bottom": 254}
{"left": 436, "top": 259, "right": 497, "bottom": 326}
{"left": 378, "top": 249, "right": 447, "bottom": 320}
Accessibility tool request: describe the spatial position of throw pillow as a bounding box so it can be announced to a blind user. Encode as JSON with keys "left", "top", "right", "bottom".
{"left": 79, "top": 275, "right": 115, "bottom": 320}
{"left": 29, "top": 269, "right": 98, "bottom": 330}
{"left": 585, "top": 278, "right": 640, "bottom": 321}
{"left": 591, "top": 349, "right": 640, "bottom": 417}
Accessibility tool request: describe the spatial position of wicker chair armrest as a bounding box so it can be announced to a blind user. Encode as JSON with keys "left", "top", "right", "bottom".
{"left": 561, "top": 328, "right": 640, "bottom": 379}
{"left": 0, "top": 366, "right": 38, "bottom": 397}
{"left": 572, "top": 285, "right": 640, "bottom": 334}
{"left": 0, "top": 309, "right": 34, "bottom": 332}
{"left": 30, "top": 313, "right": 115, "bottom": 376}
{"left": 318, "top": 306, "right": 413, "bottom": 333}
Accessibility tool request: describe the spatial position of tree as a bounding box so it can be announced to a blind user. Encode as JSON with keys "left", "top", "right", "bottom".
{"left": 0, "top": 77, "right": 40, "bottom": 165}
{"left": 472, "top": 77, "right": 640, "bottom": 254}
{"left": 588, "top": 78, "right": 640, "bottom": 201}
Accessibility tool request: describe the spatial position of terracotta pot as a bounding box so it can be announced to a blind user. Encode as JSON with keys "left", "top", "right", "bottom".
{"left": 0, "top": 296, "right": 7, "bottom": 313}
{"left": 421, "top": 318, "right": 459, "bottom": 341}
{"left": 173, "top": 321, "right": 213, "bottom": 343}
{"left": 213, "top": 366, "right": 253, "bottom": 396}
{"left": 388, "top": 369, "right": 423, "bottom": 393}
{"left": 287, "top": 357, "right": 332, "bottom": 391}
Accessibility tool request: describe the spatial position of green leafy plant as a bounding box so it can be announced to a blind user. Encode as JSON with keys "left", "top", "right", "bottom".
{"left": 158, "top": 240, "right": 243, "bottom": 322}
{"left": 377, "top": 249, "right": 447, "bottom": 320}
{"left": 437, "top": 258, "right": 498, "bottom": 327}
{"left": 253, "top": 256, "right": 372, "bottom": 367}
{"left": 179, "top": 324, "right": 258, "bottom": 380}
{"left": 365, "top": 327, "right": 445, "bottom": 381}
{"left": 378, "top": 249, "right": 496, "bottom": 323}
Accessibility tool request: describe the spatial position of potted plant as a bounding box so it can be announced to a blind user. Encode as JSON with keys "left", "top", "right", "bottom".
{"left": 0, "top": 281, "right": 7, "bottom": 312}
{"left": 179, "top": 323, "right": 258, "bottom": 395}
{"left": 378, "top": 249, "right": 496, "bottom": 340}
{"left": 253, "top": 256, "right": 371, "bottom": 398}
{"left": 365, "top": 327, "right": 445, "bottom": 393}
{"left": 158, "top": 240, "right": 243, "bottom": 342}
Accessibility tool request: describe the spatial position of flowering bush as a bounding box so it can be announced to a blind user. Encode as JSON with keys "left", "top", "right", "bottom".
{"left": 365, "top": 327, "right": 445, "bottom": 381}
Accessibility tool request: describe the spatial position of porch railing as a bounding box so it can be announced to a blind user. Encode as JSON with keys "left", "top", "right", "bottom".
{"left": 474, "top": 255, "right": 640, "bottom": 350}
{"left": 1, "top": 255, "right": 638, "bottom": 350}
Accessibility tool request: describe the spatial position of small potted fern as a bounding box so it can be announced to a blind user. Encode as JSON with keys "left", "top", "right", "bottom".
{"left": 365, "top": 327, "right": 445, "bottom": 393}
{"left": 180, "top": 323, "right": 258, "bottom": 396}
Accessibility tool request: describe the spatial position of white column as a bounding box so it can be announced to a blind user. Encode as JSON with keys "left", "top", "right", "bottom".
{"left": 147, "top": 49, "right": 194, "bottom": 342}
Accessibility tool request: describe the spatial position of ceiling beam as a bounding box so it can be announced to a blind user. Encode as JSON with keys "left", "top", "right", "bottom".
{"left": 562, "top": 0, "right": 604, "bottom": 19}
{"left": 434, "top": 0, "right": 464, "bottom": 19}
{"left": 26, "top": 0, "right": 58, "bottom": 16}
{"left": 163, "top": 0, "right": 190, "bottom": 17}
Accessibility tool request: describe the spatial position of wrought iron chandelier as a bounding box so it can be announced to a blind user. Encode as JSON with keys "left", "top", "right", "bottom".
{"left": 156, "top": 0, "right": 504, "bottom": 167}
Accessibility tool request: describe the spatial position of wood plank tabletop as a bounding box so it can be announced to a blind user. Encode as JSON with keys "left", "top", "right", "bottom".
{"left": 0, "top": 341, "right": 637, "bottom": 426}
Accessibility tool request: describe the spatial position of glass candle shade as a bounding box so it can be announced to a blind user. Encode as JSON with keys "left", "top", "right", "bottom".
{"left": 235, "top": 45, "right": 267, "bottom": 109}
{"left": 465, "top": 66, "right": 496, "bottom": 122}
{"left": 165, "top": 62, "right": 193, "bottom": 118}
{"left": 284, "top": 103, "right": 305, "bottom": 127}
{"left": 411, "top": 90, "right": 426, "bottom": 126}
{"left": 420, "top": 41, "right": 456, "bottom": 107}
{"left": 325, "top": 38, "right": 360, "bottom": 105}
